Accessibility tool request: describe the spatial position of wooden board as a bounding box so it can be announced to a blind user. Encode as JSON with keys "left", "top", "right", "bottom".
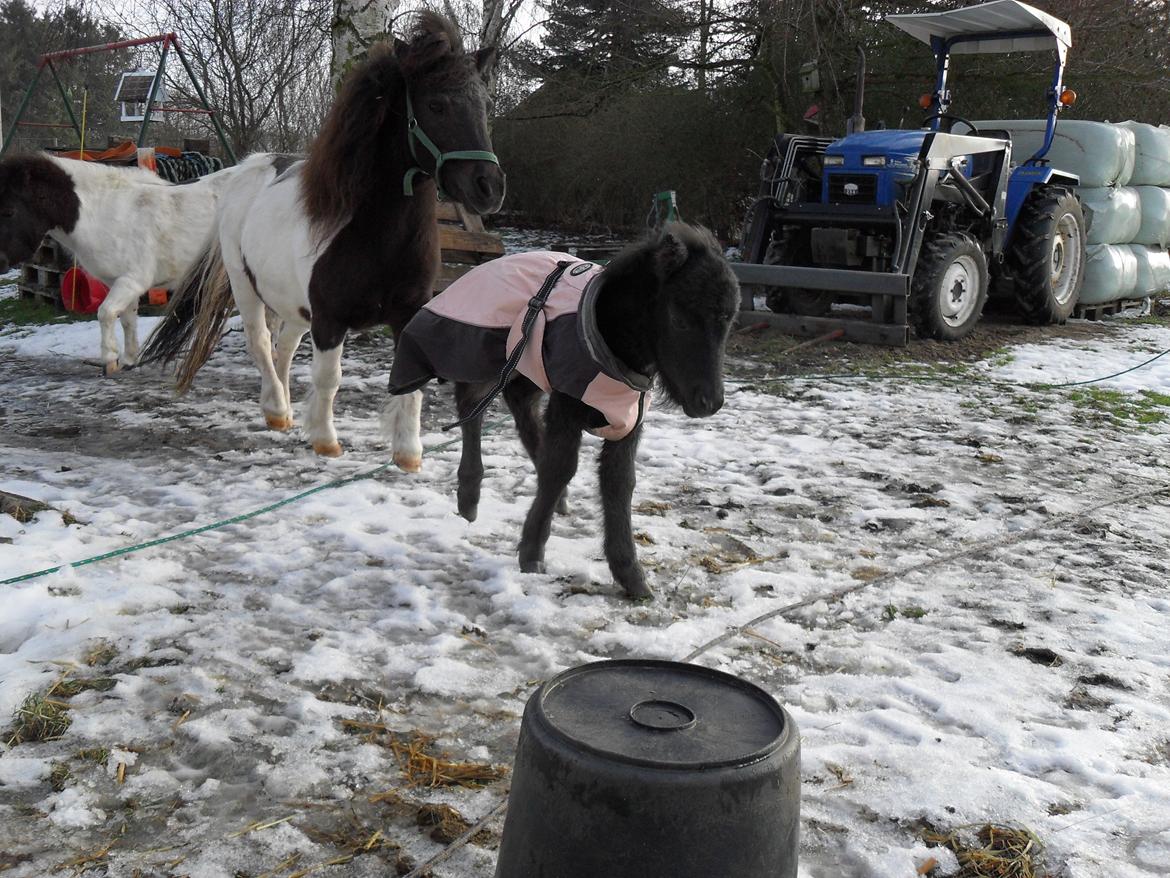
{"left": 434, "top": 198, "right": 504, "bottom": 293}
{"left": 737, "top": 309, "right": 910, "bottom": 347}
{"left": 1074, "top": 299, "right": 1144, "bottom": 321}
{"left": 16, "top": 237, "right": 69, "bottom": 308}
{"left": 434, "top": 263, "right": 475, "bottom": 292}
{"left": 438, "top": 226, "right": 505, "bottom": 257}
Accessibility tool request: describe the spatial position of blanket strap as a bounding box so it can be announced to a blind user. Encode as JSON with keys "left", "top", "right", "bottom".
{"left": 443, "top": 260, "right": 573, "bottom": 431}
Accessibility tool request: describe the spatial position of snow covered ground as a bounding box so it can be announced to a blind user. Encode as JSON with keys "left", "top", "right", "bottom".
{"left": 2, "top": 266, "right": 1170, "bottom": 877}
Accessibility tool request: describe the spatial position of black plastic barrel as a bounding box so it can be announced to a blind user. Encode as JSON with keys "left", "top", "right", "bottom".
{"left": 494, "top": 659, "right": 800, "bottom": 878}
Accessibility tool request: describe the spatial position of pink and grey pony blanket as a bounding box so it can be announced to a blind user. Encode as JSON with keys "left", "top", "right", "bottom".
{"left": 388, "top": 250, "right": 651, "bottom": 440}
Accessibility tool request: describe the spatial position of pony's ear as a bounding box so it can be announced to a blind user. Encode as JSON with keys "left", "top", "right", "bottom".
{"left": 394, "top": 37, "right": 410, "bottom": 57}
{"left": 475, "top": 46, "right": 497, "bottom": 78}
{"left": 653, "top": 232, "right": 690, "bottom": 279}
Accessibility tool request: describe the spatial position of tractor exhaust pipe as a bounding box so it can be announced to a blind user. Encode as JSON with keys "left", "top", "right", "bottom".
{"left": 847, "top": 45, "right": 866, "bottom": 135}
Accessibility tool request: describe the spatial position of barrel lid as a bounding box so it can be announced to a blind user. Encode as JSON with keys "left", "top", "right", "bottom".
{"left": 535, "top": 660, "right": 788, "bottom": 770}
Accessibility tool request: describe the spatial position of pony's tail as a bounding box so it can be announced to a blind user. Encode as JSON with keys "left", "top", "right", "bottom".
{"left": 139, "top": 238, "right": 232, "bottom": 394}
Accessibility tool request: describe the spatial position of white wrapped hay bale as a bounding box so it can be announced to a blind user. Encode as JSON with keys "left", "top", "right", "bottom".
{"left": 1080, "top": 243, "right": 1139, "bottom": 304}
{"left": 975, "top": 119, "right": 1137, "bottom": 187}
{"left": 1118, "top": 121, "right": 1170, "bottom": 186}
{"left": 1078, "top": 186, "right": 1141, "bottom": 244}
{"left": 1129, "top": 245, "right": 1170, "bottom": 295}
{"left": 1132, "top": 186, "right": 1170, "bottom": 246}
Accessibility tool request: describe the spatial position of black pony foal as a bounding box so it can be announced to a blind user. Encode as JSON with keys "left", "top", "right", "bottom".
{"left": 391, "top": 223, "right": 740, "bottom": 600}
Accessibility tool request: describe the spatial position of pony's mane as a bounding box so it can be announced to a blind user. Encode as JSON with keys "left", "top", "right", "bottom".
{"left": 300, "top": 12, "right": 467, "bottom": 231}
{"left": 602, "top": 222, "right": 722, "bottom": 283}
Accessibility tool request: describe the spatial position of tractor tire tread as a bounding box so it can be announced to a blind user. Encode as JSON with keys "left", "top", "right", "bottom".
{"left": 1005, "top": 186, "right": 1086, "bottom": 325}
{"left": 910, "top": 231, "right": 989, "bottom": 341}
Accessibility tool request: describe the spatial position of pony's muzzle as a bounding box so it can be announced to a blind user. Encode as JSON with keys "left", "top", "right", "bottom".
{"left": 449, "top": 162, "right": 505, "bottom": 216}
{"left": 685, "top": 385, "right": 724, "bottom": 417}
{"left": 476, "top": 168, "right": 505, "bottom": 204}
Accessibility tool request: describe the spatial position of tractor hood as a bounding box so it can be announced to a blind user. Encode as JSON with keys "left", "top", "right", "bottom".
{"left": 825, "top": 130, "right": 927, "bottom": 166}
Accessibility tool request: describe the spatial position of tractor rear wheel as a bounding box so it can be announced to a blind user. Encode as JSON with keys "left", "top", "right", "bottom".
{"left": 910, "top": 232, "right": 989, "bottom": 341}
{"left": 1003, "top": 186, "right": 1085, "bottom": 324}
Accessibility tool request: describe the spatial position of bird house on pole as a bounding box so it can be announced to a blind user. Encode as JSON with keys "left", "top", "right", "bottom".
{"left": 115, "top": 69, "right": 167, "bottom": 122}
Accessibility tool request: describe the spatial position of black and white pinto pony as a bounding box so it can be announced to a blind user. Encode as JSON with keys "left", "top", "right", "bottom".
{"left": 0, "top": 155, "right": 234, "bottom": 373}
{"left": 141, "top": 13, "right": 504, "bottom": 470}
{"left": 392, "top": 224, "right": 741, "bottom": 600}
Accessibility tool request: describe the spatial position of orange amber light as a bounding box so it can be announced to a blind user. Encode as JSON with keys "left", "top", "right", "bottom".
{"left": 1059, "top": 88, "right": 1078, "bottom": 107}
{"left": 918, "top": 93, "right": 933, "bottom": 110}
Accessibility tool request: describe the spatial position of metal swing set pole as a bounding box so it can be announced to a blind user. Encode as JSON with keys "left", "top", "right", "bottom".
{"left": 0, "top": 32, "right": 237, "bottom": 164}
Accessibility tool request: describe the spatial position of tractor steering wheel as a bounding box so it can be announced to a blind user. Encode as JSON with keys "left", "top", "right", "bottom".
{"left": 921, "top": 113, "right": 979, "bottom": 135}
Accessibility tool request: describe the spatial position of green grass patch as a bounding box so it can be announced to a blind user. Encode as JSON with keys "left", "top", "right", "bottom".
{"left": 48, "top": 677, "right": 118, "bottom": 697}
{"left": 883, "top": 604, "right": 927, "bottom": 621}
{"left": 75, "top": 747, "right": 110, "bottom": 766}
{"left": 4, "top": 672, "right": 120, "bottom": 747}
{"left": 1068, "top": 387, "right": 1170, "bottom": 428}
{"left": 50, "top": 762, "right": 71, "bottom": 792}
{"left": 5, "top": 692, "right": 72, "bottom": 746}
{"left": 984, "top": 346, "right": 1015, "bottom": 368}
{"left": 83, "top": 640, "right": 119, "bottom": 667}
{"left": 0, "top": 294, "right": 88, "bottom": 328}
{"left": 1011, "top": 395, "right": 1041, "bottom": 414}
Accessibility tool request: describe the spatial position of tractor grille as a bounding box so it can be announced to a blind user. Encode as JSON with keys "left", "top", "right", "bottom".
{"left": 827, "top": 173, "right": 878, "bottom": 205}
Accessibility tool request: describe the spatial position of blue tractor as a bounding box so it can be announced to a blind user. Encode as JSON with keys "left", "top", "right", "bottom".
{"left": 734, "top": 0, "right": 1085, "bottom": 343}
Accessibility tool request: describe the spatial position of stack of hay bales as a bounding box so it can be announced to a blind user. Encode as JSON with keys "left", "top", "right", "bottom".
{"left": 976, "top": 119, "right": 1170, "bottom": 307}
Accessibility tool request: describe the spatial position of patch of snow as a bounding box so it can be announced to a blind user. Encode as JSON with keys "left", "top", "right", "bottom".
{"left": 985, "top": 321, "right": 1170, "bottom": 393}
{"left": 0, "top": 757, "right": 50, "bottom": 788}
{"left": 1, "top": 280, "right": 1169, "bottom": 875}
{"left": 40, "top": 787, "right": 107, "bottom": 829}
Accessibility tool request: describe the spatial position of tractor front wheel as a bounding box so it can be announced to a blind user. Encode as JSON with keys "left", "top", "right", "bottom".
{"left": 910, "top": 232, "right": 989, "bottom": 341}
{"left": 1003, "top": 187, "right": 1085, "bottom": 324}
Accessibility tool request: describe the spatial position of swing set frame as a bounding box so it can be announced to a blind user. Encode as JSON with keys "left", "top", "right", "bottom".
{"left": 0, "top": 32, "right": 237, "bottom": 163}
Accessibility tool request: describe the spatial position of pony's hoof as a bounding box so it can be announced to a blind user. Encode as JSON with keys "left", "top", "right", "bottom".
{"left": 617, "top": 566, "right": 652, "bottom": 601}
{"left": 393, "top": 452, "right": 422, "bottom": 473}
{"left": 103, "top": 361, "right": 120, "bottom": 376}
{"left": 520, "top": 559, "right": 546, "bottom": 574}
{"left": 265, "top": 413, "right": 294, "bottom": 431}
{"left": 623, "top": 583, "right": 654, "bottom": 602}
{"left": 313, "top": 441, "right": 343, "bottom": 458}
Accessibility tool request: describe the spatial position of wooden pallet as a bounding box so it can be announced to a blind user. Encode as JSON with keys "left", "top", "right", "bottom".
{"left": 736, "top": 309, "right": 909, "bottom": 346}
{"left": 17, "top": 238, "right": 69, "bottom": 308}
{"left": 1074, "top": 298, "right": 1144, "bottom": 321}
{"left": 436, "top": 201, "right": 505, "bottom": 292}
{"left": 15, "top": 235, "right": 170, "bottom": 313}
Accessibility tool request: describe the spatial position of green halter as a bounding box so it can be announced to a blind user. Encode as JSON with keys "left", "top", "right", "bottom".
{"left": 402, "top": 90, "right": 500, "bottom": 197}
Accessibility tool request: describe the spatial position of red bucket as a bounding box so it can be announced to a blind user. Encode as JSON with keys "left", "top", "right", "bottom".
{"left": 61, "top": 267, "right": 109, "bottom": 314}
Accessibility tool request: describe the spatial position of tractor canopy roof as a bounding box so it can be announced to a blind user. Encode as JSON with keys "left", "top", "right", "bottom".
{"left": 886, "top": 0, "right": 1071, "bottom": 55}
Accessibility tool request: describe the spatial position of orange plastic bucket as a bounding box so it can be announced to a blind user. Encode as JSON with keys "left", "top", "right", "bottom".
{"left": 61, "top": 267, "right": 109, "bottom": 314}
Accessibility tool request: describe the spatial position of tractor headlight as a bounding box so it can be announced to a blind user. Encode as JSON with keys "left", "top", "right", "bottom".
{"left": 823, "top": 155, "right": 845, "bottom": 166}
{"left": 862, "top": 156, "right": 887, "bottom": 167}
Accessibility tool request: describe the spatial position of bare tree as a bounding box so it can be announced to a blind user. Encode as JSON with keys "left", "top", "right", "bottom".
{"left": 332, "top": 0, "right": 400, "bottom": 84}
{"left": 94, "top": 0, "right": 332, "bottom": 154}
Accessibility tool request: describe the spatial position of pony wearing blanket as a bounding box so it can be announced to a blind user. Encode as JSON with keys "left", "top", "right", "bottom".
{"left": 388, "top": 223, "right": 740, "bottom": 600}
{"left": 141, "top": 12, "right": 505, "bottom": 470}
{"left": 0, "top": 155, "right": 234, "bottom": 374}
